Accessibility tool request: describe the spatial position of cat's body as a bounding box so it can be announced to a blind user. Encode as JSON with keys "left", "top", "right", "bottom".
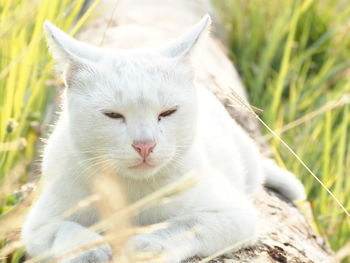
{"left": 22, "top": 15, "right": 305, "bottom": 263}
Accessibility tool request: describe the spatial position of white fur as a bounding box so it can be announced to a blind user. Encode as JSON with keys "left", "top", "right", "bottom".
{"left": 22, "top": 15, "right": 305, "bottom": 262}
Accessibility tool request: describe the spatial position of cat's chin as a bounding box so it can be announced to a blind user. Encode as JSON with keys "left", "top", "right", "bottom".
{"left": 119, "top": 163, "right": 160, "bottom": 180}
{"left": 129, "top": 161, "right": 156, "bottom": 170}
{"left": 120, "top": 168, "right": 159, "bottom": 180}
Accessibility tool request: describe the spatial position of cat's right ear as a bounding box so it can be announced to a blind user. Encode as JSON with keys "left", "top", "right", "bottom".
{"left": 43, "top": 21, "right": 101, "bottom": 85}
{"left": 161, "top": 15, "right": 211, "bottom": 59}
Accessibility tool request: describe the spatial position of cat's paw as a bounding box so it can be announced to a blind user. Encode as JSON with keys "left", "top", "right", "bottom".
{"left": 127, "top": 234, "right": 165, "bottom": 253}
{"left": 125, "top": 234, "right": 186, "bottom": 263}
{"left": 125, "top": 234, "right": 170, "bottom": 262}
{"left": 60, "top": 243, "right": 112, "bottom": 263}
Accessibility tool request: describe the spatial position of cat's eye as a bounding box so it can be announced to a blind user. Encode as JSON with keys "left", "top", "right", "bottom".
{"left": 158, "top": 108, "right": 177, "bottom": 121}
{"left": 103, "top": 111, "right": 125, "bottom": 120}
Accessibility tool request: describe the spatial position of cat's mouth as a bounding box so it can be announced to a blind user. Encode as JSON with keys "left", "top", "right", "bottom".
{"left": 129, "top": 160, "right": 156, "bottom": 169}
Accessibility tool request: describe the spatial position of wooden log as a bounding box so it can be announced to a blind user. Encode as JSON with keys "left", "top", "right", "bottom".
{"left": 77, "top": 0, "right": 336, "bottom": 261}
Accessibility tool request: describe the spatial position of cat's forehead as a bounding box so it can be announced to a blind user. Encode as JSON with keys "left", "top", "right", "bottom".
{"left": 89, "top": 54, "right": 193, "bottom": 108}
{"left": 108, "top": 53, "right": 185, "bottom": 77}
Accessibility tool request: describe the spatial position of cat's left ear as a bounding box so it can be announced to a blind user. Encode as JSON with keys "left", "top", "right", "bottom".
{"left": 161, "top": 14, "right": 211, "bottom": 59}
{"left": 43, "top": 21, "right": 102, "bottom": 65}
{"left": 44, "top": 21, "right": 103, "bottom": 86}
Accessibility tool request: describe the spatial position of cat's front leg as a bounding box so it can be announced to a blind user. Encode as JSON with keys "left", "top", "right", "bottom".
{"left": 22, "top": 220, "right": 112, "bottom": 262}
{"left": 126, "top": 197, "right": 257, "bottom": 262}
{"left": 52, "top": 221, "right": 112, "bottom": 263}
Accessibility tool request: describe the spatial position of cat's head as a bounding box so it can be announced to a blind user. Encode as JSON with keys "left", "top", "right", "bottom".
{"left": 44, "top": 15, "right": 210, "bottom": 179}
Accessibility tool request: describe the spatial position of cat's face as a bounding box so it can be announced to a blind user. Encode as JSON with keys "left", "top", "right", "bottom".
{"left": 44, "top": 15, "right": 210, "bottom": 179}
{"left": 66, "top": 55, "right": 197, "bottom": 178}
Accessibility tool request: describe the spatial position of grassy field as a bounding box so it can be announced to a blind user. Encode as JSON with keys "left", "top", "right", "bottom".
{"left": 0, "top": 0, "right": 349, "bottom": 262}
{"left": 214, "top": 0, "right": 350, "bottom": 261}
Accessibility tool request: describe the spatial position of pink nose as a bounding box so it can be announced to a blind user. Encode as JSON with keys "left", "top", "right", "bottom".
{"left": 132, "top": 141, "right": 156, "bottom": 159}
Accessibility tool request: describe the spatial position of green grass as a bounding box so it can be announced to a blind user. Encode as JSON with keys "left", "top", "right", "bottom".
{"left": 0, "top": 0, "right": 103, "bottom": 201}
{"left": 0, "top": 0, "right": 84, "bottom": 204}
{"left": 0, "top": 0, "right": 100, "bottom": 261}
{"left": 213, "top": 0, "right": 350, "bottom": 261}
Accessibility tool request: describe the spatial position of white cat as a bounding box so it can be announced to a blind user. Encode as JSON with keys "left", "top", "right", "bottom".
{"left": 22, "top": 15, "right": 305, "bottom": 263}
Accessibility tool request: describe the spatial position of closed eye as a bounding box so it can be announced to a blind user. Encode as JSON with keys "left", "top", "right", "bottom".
{"left": 158, "top": 108, "right": 177, "bottom": 121}
{"left": 103, "top": 111, "right": 125, "bottom": 120}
